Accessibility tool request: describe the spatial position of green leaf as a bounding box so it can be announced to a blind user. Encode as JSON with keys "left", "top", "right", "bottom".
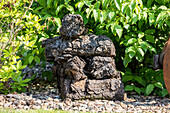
{"left": 94, "top": 1, "right": 101, "bottom": 9}
{"left": 138, "top": 20, "right": 144, "bottom": 29}
{"left": 161, "top": 89, "right": 168, "bottom": 97}
{"left": 125, "top": 46, "right": 135, "bottom": 53}
{"left": 127, "top": 38, "right": 137, "bottom": 46}
{"left": 111, "top": 23, "right": 116, "bottom": 34}
{"left": 29, "top": 56, "right": 34, "bottom": 64}
{"left": 114, "top": 0, "right": 121, "bottom": 10}
{"left": 156, "top": 12, "right": 166, "bottom": 23}
{"left": 122, "top": 75, "right": 133, "bottom": 82}
{"left": 140, "top": 88, "right": 146, "bottom": 94}
{"left": 138, "top": 32, "right": 144, "bottom": 38}
{"left": 27, "top": 40, "right": 36, "bottom": 47}
{"left": 149, "top": 13, "right": 155, "bottom": 26}
{"left": 108, "top": 11, "right": 115, "bottom": 20}
{"left": 76, "top": 2, "right": 84, "bottom": 11}
{"left": 146, "top": 84, "right": 154, "bottom": 96}
{"left": 66, "top": 5, "right": 74, "bottom": 13}
{"left": 147, "top": 0, "right": 154, "bottom": 7}
{"left": 93, "top": 9, "right": 99, "bottom": 22}
{"left": 145, "top": 29, "right": 155, "bottom": 35}
{"left": 122, "top": 3, "right": 129, "bottom": 14}
{"left": 18, "top": 87, "right": 21, "bottom": 90}
{"left": 115, "top": 25, "right": 123, "bottom": 38}
{"left": 37, "top": 0, "right": 46, "bottom": 7}
{"left": 145, "top": 35, "right": 155, "bottom": 43}
{"left": 132, "top": 16, "right": 138, "bottom": 24}
{"left": 47, "top": 0, "right": 52, "bottom": 8}
{"left": 129, "top": 51, "right": 136, "bottom": 58}
{"left": 158, "top": 6, "right": 167, "bottom": 10}
{"left": 134, "top": 76, "right": 146, "bottom": 86}
{"left": 100, "top": 10, "right": 107, "bottom": 24}
{"left": 155, "top": 0, "right": 166, "bottom": 4}
{"left": 140, "top": 42, "right": 148, "bottom": 52}
{"left": 102, "top": 0, "right": 110, "bottom": 8}
{"left": 135, "top": 52, "right": 143, "bottom": 62}
{"left": 124, "top": 85, "right": 134, "bottom": 91}
{"left": 34, "top": 7, "right": 43, "bottom": 13}
{"left": 154, "top": 82, "right": 163, "bottom": 89}
{"left": 34, "top": 56, "right": 40, "bottom": 64}
{"left": 20, "top": 84, "right": 28, "bottom": 87}
{"left": 17, "top": 60, "right": 22, "bottom": 69}
{"left": 20, "top": 65, "right": 27, "bottom": 70}
{"left": 53, "top": 17, "right": 61, "bottom": 32}
{"left": 124, "top": 24, "right": 130, "bottom": 29}
{"left": 84, "top": 0, "right": 91, "bottom": 7}
{"left": 137, "top": 48, "right": 144, "bottom": 56}
{"left": 134, "top": 87, "right": 141, "bottom": 95}
{"left": 86, "top": 8, "right": 92, "bottom": 18}
{"left": 64, "top": 0, "right": 69, "bottom": 4}
{"left": 22, "top": 78, "right": 31, "bottom": 83}
{"left": 123, "top": 55, "right": 131, "bottom": 67}
{"left": 148, "top": 45, "right": 157, "bottom": 53}
{"left": 56, "top": 4, "right": 65, "bottom": 15}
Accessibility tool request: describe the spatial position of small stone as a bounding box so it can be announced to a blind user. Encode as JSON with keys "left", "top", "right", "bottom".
{"left": 18, "top": 105, "right": 24, "bottom": 109}
{"left": 53, "top": 99, "right": 60, "bottom": 103}
{"left": 34, "top": 99, "right": 42, "bottom": 105}
{"left": 120, "top": 102, "right": 127, "bottom": 109}
{"left": 21, "top": 100, "right": 27, "bottom": 105}
{"left": 124, "top": 93, "right": 127, "bottom": 101}
{"left": 24, "top": 106, "right": 30, "bottom": 110}
{"left": 39, "top": 96, "right": 46, "bottom": 100}
{"left": 58, "top": 103, "right": 64, "bottom": 110}
{"left": 128, "top": 104, "right": 134, "bottom": 108}
{"left": 13, "top": 100, "right": 20, "bottom": 106}
{"left": 3, "top": 103, "right": 11, "bottom": 108}
{"left": 32, "top": 105, "right": 41, "bottom": 109}
{"left": 6, "top": 94, "right": 14, "bottom": 98}
{"left": 0, "top": 102, "right": 3, "bottom": 106}
{"left": 64, "top": 98, "right": 72, "bottom": 106}
{"left": 73, "top": 107, "right": 78, "bottom": 110}
{"left": 48, "top": 97, "right": 53, "bottom": 101}
{"left": 161, "top": 98, "right": 169, "bottom": 103}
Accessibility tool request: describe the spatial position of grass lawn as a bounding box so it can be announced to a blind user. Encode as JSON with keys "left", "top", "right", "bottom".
{"left": 0, "top": 108, "right": 70, "bottom": 113}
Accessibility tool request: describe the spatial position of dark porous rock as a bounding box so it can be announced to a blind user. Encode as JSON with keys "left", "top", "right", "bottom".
{"left": 45, "top": 34, "right": 116, "bottom": 62}
{"left": 42, "top": 37, "right": 59, "bottom": 61}
{"left": 87, "top": 56, "right": 118, "bottom": 79}
{"left": 43, "top": 14, "right": 124, "bottom": 101}
{"left": 60, "top": 14, "right": 87, "bottom": 38}
{"left": 60, "top": 78, "right": 86, "bottom": 100}
{"left": 65, "top": 56, "right": 87, "bottom": 81}
{"left": 86, "top": 78, "right": 124, "bottom": 100}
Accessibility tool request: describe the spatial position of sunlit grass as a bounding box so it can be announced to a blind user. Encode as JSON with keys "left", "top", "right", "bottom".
{"left": 0, "top": 108, "right": 71, "bottom": 113}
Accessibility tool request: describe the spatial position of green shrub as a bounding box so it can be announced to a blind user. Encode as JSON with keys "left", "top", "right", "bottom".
{"left": 0, "top": 0, "right": 45, "bottom": 94}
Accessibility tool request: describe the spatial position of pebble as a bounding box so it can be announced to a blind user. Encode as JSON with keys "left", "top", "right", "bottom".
{"left": 0, "top": 80, "right": 169, "bottom": 112}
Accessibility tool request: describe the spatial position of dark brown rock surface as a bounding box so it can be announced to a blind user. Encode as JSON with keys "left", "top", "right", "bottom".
{"left": 42, "top": 14, "right": 124, "bottom": 100}
{"left": 60, "top": 14, "right": 87, "bottom": 38}
{"left": 86, "top": 78, "right": 124, "bottom": 100}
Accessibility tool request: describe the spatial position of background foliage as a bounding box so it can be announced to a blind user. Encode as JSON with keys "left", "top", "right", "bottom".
{"left": 0, "top": 0, "right": 170, "bottom": 97}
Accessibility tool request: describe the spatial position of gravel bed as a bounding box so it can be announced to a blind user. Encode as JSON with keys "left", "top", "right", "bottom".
{"left": 0, "top": 79, "right": 169, "bottom": 112}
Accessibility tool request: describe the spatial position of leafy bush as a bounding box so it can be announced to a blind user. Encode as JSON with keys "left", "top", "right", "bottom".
{"left": 0, "top": 0, "right": 45, "bottom": 94}
{"left": 32, "top": 0, "right": 170, "bottom": 97}
{"left": 122, "top": 68, "right": 168, "bottom": 96}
